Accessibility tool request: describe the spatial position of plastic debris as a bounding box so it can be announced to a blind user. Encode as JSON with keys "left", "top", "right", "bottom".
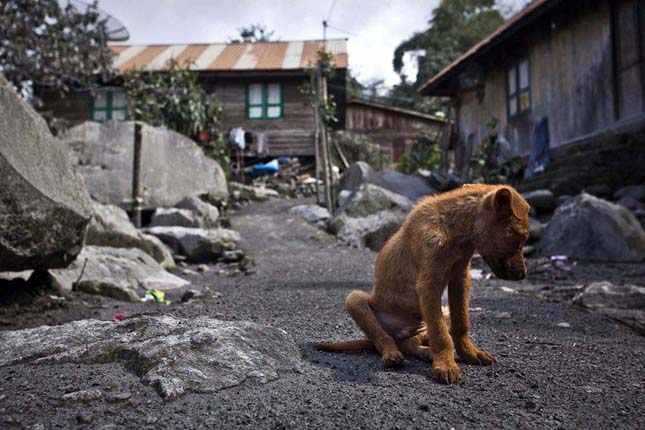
{"left": 550, "top": 255, "right": 568, "bottom": 261}
{"left": 142, "top": 289, "right": 171, "bottom": 305}
{"left": 112, "top": 313, "right": 125, "bottom": 322}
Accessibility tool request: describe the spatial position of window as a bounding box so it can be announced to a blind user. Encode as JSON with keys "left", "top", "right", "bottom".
{"left": 247, "top": 83, "right": 282, "bottom": 120}
{"left": 92, "top": 89, "right": 127, "bottom": 122}
{"left": 506, "top": 58, "right": 531, "bottom": 119}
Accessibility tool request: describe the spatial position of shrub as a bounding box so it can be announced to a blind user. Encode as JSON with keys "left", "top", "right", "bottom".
{"left": 396, "top": 132, "right": 441, "bottom": 174}
{"left": 332, "top": 131, "right": 390, "bottom": 171}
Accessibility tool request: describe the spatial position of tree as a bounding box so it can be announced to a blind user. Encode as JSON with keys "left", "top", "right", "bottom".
{"left": 0, "top": 0, "right": 114, "bottom": 98}
{"left": 393, "top": 0, "right": 506, "bottom": 86}
{"left": 229, "top": 24, "right": 276, "bottom": 43}
{"left": 123, "top": 60, "right": 228, "bottom": 170}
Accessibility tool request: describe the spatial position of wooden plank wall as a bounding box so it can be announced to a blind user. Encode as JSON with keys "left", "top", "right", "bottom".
{"left": 203, "top": 75, "right": 317, "bottom": 157}
{"left": 455, "top": 1, "right": 617, "bottom": 171}
{"left": 346, "top": 103, "right": 445, "bottom": 158}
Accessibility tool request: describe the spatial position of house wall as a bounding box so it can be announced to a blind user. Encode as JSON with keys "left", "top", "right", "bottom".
{"left": 34, "top": 87, "right": 93, "bottom": 125}
{"left": 203, "top": 75, "right": 316, "bottom": 157}
{"left": 455, "top": 1, "right": 616, "bottom": 170}
{"left": 346, "top": 103, "right": 445, "bottom": 160}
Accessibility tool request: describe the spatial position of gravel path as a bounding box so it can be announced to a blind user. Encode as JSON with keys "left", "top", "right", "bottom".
{"left": 1, "top": 198, "right": 644, "bottom": 429}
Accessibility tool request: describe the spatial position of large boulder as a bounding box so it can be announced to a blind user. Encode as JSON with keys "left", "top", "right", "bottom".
{"left": 522, "top": 189, "right": 556, "bottom": 213}
{"left": 175, "top": 195, "right": 220, "bottom": 228}
{"left": 49, "top": 246, "right": 188, "bottom": 301}
{"left": 289, "top": 204, "right": 331, "bottom": 226}
{"left": 86, "top": 200, "right": 174, "bottom": 269}
{"left": 62, "top": 121, "right": 228, "bottom": 209}
{"left": 339, "top": 162, "right": 436, "bottom": 201}
{"left": 145, "top": 226, "right": 240, "bottom": 263}
{"left": 328, "top": 184, "right": 411, "bottom": 251}
{"left": 0, "top": 76, "right": 92, "bottom": 271}
{"left": 149, "top": 208, "right": 200, "bottom": 228}
{"left": 0, "top": 315, "right": 303, "bottom": 399}
{"left": 538, "top": 193, "right": 645, "bottom": 261}
{"left": 614, "top": 184, "right": 645, "bottom": 202}
{"left": 572, "top": 281, "right": 645, "bottom": 334}
{"left": 331, "top": 183, "right": 412, "bottom": 222}
{"left": 331, "top": 210, "right": 406, "bottom": 251}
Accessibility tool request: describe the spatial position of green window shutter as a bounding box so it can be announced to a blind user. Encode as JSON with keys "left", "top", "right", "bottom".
{"left": 92, "top": 89, "right": 128, "bottom": 122}
{"left": 246, "top": 83, "right": 283, "bottom": 120}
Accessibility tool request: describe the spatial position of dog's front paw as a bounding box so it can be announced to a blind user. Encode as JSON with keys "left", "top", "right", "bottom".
{"left": 431, "top": 359, "right": 463, "bottom": 384}
{"left": 381, "top": 348, "right": 405, "bottom": 368}
{"left": 460, "top": 348, "right": 496, "bottom": 365}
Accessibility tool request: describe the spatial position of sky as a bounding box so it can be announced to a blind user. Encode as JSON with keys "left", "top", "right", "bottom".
{"left": 99, "top": 0, "right": 531, "bottom": 88}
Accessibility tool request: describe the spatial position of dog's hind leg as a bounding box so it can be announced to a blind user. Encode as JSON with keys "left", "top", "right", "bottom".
{"left": 345, "top": 290, "right": 404, "bottom": 367}
{"left": 398, "top": 333, "right": 432, "bottom": 361}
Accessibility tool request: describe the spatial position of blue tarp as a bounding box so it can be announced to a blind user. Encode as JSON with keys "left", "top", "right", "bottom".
{"left": 525, "top": 117, "right": 550, "bottom": 179}
{"left": 251, "top": 159, "right": 280, "bottom": 177}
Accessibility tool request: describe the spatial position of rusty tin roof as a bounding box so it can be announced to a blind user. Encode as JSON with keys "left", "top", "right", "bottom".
{"left": 110, "top": 39, "right": 348, "bottom": 73}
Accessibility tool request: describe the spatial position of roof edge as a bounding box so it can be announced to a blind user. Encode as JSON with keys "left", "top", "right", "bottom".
{"left": 418, "top": 0, "right": 563, "bottom": 95}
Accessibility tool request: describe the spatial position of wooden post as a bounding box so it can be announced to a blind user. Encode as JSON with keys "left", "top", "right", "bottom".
{"left": 312, "top": 74, "right": 322, "bottom": 204}
{"left": 317, "top": 61, "right": 333, "bottom": 212}
{"left": 131, "top": 119, "right": 143, "bottom": 228}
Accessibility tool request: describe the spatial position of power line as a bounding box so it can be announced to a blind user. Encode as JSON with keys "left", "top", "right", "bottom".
{"left": 326, "top": 0, "right": 337, "bottom": 21}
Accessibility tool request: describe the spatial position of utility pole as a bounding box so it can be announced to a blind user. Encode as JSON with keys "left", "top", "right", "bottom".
{"left": 317, "top": 59, "right": 333, "bottom": 212}
{"left": 131, "top": 118, "right": 143, "bottom": 228}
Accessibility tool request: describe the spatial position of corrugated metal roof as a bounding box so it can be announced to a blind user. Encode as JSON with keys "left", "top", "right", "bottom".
{"left": 347, "top": 97, "right": 446, "bottom": 123}
{"left": 418, "top": 0, "right": 560, "bottom": 95}
{"left": 110, "top": 39, "right": 348, "bottom": 73}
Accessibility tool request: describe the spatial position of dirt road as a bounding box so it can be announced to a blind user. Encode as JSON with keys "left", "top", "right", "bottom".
{"left": 1, "top": 198, "right": 644, "bottom": 429}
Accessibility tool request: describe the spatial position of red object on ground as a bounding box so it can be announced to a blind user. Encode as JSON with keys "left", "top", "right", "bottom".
{"left": 112, "top": 313, "right": 125, "bottom": 322}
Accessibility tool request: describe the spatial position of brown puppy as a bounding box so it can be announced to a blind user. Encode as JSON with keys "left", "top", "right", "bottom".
{"left": 317, "top": 184, "right": 530, "bottom": 383}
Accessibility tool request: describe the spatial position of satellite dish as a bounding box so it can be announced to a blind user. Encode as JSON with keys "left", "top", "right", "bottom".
{"left": 63, "top": 0, "right": 130, "bottom": 42}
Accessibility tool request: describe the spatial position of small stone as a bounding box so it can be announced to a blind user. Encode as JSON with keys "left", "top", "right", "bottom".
{"left": 556, "top": 322, "right": 571, "bottom": 328}
{"left": 76, "top": 412, "right": 94, "bottom": 424}
{"left": 495, "top": 312, "right": 512, "bottom": 319}
{"left": 197, "top": 264, "right": 210, "bottom": 273}
{"left": 107, "top": 391, "right": 131, "bottom": 402}
{"left": 63, "top": 388, "right": 103, "bottom": 403}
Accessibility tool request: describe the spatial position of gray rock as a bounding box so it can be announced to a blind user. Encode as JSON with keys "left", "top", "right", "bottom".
{"left": 149, "top": 208, "right": 199, "bottom": 228}
{"left": 289, "top": 205, "right": 331, "bottom": 224}
{"left": 522, "top": 189, "right": 556, "bottom": 213}
{"left": 0, "top": 315, "right": 303, "bottom": 399}
{"left": 145, "top": 226, "right": 240, "bottom": 263}
{"left": 572, "top": 281, "right": 645, "bottom": 334}
{"left": 529, "top": 218, "right": 544, "bottom": 243}
{"left": 49, "top": 246, "right": 189, "bottom": 301}
{"left": 616, "top": 196, "right": 645, "bottom": 216}
{"left": 614, "top": 184, "right": 645, "bottom": 203}
{"left": 86, "top": 200, "right": 175, "bottom": 269}
{"left": 229, "top": 182, "right": 280, "bottom": 202}
{"left": 0, "top": 75, "right": 92, "bottom": 271}
{"left": 175, "top": 196, "right": 220, "bottom": 228}
{"left": 62, "top": 389, "right": 103, "bottom": 403}
{"left": 62, "top": 121, "right": 227, "bottom": 209}
{"left": 339, "top": 162, "right": 436, "bottom": 201}
{"left": 425, "top": 170, "right": 461, "bottom": 192}
{"left": 331, "top": 183, "right": 412, "bottom": 222}
{"left": 538, "top": 193, "right": 645, "bottom": 262}
{"left": 331, "top": 210, "right": 407, "bottom": 252}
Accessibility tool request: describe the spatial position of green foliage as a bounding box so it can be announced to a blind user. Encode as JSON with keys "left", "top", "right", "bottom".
{"left": 393, "top": 0, "right": 506, "bottom": 86}
{"left": 396, "top": 133, "right": 441, "bottom": 174}
{"left": 0, "top": 0, "right": 114, "bottom": 98}
{"left": 229, "top": 24, "right": 276, "bottom": 43}
{"left": 467, "top": 116, "right": 521, "bottom": 184}
{"left": 299, "top": 50, "right": 337, "bottom": 126}
{"left": 123, "top": 60, "right": 228, "bottom": 170}
{"left": 332, "top": 131, "right": 390, "bottom": 170}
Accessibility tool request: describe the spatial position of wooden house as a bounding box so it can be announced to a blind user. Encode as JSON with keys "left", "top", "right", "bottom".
{"left": 36, "top": 39, "right": 348, "bottom": 159}
{"left": 345, "top": 97, "right": 446, "bottom": 161}
{"left": 418, "top": 0, "right": 645, "bottom": 195}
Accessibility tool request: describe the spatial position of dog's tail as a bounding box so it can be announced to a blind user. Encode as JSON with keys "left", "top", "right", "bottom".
{"left": 315, "top": 339, "right": 375, "bottom": 352}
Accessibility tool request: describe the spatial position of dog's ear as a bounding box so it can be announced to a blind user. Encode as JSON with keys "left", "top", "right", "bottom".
{"left": 488, "top": 188, "right": 528, "bottom": 219}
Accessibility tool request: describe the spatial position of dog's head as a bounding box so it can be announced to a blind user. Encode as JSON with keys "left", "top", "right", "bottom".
{"left": 476, "top": 187, "right": 530, "bottom": 281}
